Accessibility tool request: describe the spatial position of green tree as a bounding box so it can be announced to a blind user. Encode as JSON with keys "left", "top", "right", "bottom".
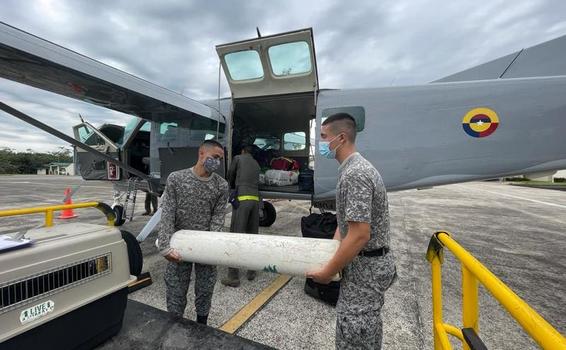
{"left": 0, "top": 147, "right": 73, "bottom": 174}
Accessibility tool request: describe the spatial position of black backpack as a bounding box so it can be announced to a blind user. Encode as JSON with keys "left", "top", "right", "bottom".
{"left": 301, "top": 213, "right": 340, "bottom": 306}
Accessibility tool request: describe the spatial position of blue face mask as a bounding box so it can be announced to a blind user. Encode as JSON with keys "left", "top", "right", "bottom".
{"left": 318, "top": 134, "right": 342, "bottom": 159}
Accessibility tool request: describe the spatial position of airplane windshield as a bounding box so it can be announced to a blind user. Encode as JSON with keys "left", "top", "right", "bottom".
{"left": 120, "top": 117, "right": 142, "bottom": 146}
{"left": 268, "top": 41, "right": 311, "bottom": 76}
{"left": 224, "top": 50, "right": 264, "bottom": 81}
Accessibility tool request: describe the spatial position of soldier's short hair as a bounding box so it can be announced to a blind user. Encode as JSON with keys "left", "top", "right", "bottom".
{"left": 322, "top": 113, "right": 357, "bottom": 142}
{"left": 200, "top": 139, "right": 223, "bottom": 150}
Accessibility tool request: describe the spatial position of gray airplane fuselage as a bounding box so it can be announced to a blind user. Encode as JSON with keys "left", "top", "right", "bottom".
{"left": 312, "top": 76, "right": 566, "bottom": 198}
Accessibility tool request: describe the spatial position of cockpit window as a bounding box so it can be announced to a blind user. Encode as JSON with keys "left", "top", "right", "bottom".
{"left": 120, "top": 117, "right": 141, "bottom": 146}
{"left": 268, "top": 41, "right": 312, "bottom": 76}
{"left": 77, "top": 124, "right": 93, "bottom": 143}
{"left": 224, "top": 50, "right": 264, "bottom": 81}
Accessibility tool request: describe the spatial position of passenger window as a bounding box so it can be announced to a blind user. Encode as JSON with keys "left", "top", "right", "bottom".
{"left": 283, "top": 132, "right": 306, "bottom": 151}
{"left": 321, "top": 106, "right": 366, "bottom": 132}
{"left": 160, "top": 122, "right": 178, "bottom": 135}
{"left": 159, "top": 122, "right": 178, "bottom": 141}
{"left": 268, "top": 41, "right": 312, "bottom": 76}
{"left": 254, "top": 136, "right": 280, "bottom": 150}
{"left": 224, "top": 50, "right": 264, "bottom": 81}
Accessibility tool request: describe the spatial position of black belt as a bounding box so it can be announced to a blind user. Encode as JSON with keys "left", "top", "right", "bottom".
{"left": 358, "top": 247, "right": 389, "bottom": 257}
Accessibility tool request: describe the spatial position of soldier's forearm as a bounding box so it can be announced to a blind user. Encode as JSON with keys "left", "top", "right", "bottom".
{"left": 324, "top": 224, "right": 370, "bottom": 275}
{"left": 333, "top": 227, "right": 341, "bottom": 241}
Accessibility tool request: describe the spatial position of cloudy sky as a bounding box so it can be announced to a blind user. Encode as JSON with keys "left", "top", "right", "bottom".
{"left": 1, "top": 0, "right": 565, "bottom": 152}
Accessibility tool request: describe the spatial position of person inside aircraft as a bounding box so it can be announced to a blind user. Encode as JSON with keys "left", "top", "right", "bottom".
{"left": 142, "top": 156, "right": 158, "bottom": 215}
{"left": 306, "top": 113, "right": 397, "bottom": 349}
{"left": 221, "top": 144, "right": 261, "bottom": 287}
{"left": 157, "top": 139, "right": 229, "bottom": 325}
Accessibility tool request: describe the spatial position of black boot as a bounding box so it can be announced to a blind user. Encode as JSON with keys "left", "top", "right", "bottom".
{"left": 221, "top": 267, "right": 240, "bottom": 287}
{"left": 197, "top": 314, "right": 208, "bottom": 325}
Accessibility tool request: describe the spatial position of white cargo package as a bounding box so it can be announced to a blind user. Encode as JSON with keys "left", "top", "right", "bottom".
{"left": 170, "top": 230, "right": 340, "bottom": 280}
{"left": 264, "top": 169, "right": 298, "bottom": 186}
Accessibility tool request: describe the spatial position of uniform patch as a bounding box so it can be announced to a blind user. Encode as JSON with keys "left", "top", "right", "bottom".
{"left": 462, "top": 107, "right": 499, "bottom": 138}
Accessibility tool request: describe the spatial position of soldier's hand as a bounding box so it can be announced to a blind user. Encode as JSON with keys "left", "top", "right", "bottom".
{"left": 306, "top": 267, "right": 333, "bottom": 284}
{"left": 164, "top": 249, "right": 182, "bottom": 263}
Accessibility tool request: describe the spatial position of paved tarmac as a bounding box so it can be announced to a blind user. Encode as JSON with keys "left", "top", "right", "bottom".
{"left": 1, "top": 175, "right": 564, "bottom": 349}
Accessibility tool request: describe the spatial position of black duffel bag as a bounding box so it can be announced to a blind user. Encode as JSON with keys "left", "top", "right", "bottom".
{"left": 304, "top": 278, "right": 340, "bottom": 306}
{"left": 300, "top": 212, "right": 337, "bottom": 239}
{"left": 301, "top": 212, "right": 340, "bottom": 306}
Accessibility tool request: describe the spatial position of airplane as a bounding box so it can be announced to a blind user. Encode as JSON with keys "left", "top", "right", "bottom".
{"left": 1, "top": 22, "right": 566, "bottom": 228}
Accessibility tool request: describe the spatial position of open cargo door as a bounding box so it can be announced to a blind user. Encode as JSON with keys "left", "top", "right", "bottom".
{"left": 216, "top": 28, "right": 318, "bottom": 99}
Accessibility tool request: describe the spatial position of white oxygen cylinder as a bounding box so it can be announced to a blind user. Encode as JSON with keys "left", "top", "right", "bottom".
{"left": 169, "top": 230, "right": 340, "bottom": 279}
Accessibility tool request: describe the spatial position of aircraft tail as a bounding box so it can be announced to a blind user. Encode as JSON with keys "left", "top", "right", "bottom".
{"left": 434, "top": 33, "right": 566, "bottom": 82}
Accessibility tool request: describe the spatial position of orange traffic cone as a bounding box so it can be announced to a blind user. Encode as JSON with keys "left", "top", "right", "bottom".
{"left": 59, "top": 187, "right": 78, "bottom": 219}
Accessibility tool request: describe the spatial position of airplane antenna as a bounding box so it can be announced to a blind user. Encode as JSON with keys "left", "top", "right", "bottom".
{"left": 78, "top": 114, "right": 85, "bottom": 123}
{"left": 256, "top": 27, "right": 262, "bottom": 38}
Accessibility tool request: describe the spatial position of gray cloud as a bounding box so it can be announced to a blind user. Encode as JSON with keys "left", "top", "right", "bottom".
{"left": 1, "top": 0, "right": 566, "bottom": 151}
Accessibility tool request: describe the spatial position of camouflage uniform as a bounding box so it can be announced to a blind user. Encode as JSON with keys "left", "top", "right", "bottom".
{"left": 158, "top": 167, "right": 229, "bottom": 318}
{"left": 335, "top": 153, "right": 397, "bottom": 349}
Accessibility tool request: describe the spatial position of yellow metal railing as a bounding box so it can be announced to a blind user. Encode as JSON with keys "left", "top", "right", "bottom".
{"left": 0, "top": 202, "right": 116, "bottom": 227}
{"left": 426, "top": 231, "right": 566, "bottom": 350}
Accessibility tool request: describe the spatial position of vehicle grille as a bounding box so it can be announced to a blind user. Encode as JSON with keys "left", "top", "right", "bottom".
{"left": 0, "top": 254, "right": 111, "bottom": 314}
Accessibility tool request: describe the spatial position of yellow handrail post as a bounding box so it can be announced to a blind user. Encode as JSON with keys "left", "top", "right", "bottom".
{"left": 45, "top": 209, "right": 54, "bottom": 227}
{"left": 427, "top": 233, "right": 451, "bottom": 350}
{"left": 462, "top": 265, "right": 479, "bottom": 350}
{"left": 432, "top": 257, "right": 446, "bottom": 350}
{"left": 435, "top": 231, "right": 566, "bottom": 350}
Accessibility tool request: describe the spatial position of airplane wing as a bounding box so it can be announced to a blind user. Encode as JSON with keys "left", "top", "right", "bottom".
{"left": 0, "top": 21, "right": 217, "bottom": 123}
{"left": 434, "top": 33, "right": 566, "bottom": 82}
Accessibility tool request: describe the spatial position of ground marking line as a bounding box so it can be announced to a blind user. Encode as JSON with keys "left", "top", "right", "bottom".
{"left": 455, "top": 185, "right": 566, "bottom": 209}
{"left": 219, "top": 274, "right": 292, "bottom": 334}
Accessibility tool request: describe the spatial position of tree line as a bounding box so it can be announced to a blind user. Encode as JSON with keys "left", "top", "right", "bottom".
{"left": 0, "top": 147, "right": 73, "bottom": 174}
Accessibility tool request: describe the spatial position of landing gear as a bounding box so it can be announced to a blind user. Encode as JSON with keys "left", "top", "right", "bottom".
{"left": 113, "top": 205, "right": 126, "bottom": 226}
{"left": 259, "top": 200, "right": 276, "bottom": 227}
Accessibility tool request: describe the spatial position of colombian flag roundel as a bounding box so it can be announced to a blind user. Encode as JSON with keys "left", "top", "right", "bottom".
{"left": 462, "top": 107, "right": 499, "bottom": 138}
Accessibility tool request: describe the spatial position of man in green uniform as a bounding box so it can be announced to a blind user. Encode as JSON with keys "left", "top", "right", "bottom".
{"left": 307, "top": 113, "right": 397, "bottom": 349}
{"left": 221, "top": 145, "right": 261, "bottom": 287}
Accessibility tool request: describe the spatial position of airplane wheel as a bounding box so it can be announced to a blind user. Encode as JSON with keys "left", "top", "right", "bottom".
{"left": 113, "top": 205, "right": 126, "bottom": 226}
{"left": 259, "top": 201, "right": 276, "bottom": 227}
{"left": 121, "top": 230, "right": 143, "bottom": 277}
